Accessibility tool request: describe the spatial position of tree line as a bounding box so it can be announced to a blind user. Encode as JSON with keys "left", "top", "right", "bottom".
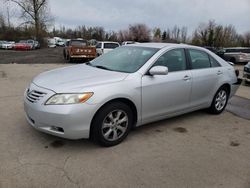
{"left": 0, "top": 0, "right": 249, "bottom": 47}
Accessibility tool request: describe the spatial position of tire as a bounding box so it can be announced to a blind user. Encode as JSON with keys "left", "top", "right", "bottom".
{"left": 208, "top": 86, "right": 229, "bottom": 114}
{"left": 91, "top": 102, "right": 133, "bottom": 147}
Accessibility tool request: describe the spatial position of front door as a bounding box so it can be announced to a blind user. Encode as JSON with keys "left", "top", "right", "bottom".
{"left": 141, "top": 48, "right": 192, "bottom": 123}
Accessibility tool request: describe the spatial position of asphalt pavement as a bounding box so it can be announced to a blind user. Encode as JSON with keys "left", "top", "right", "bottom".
{"left": 0, "top": 64, "right": 250, "bottom": 188}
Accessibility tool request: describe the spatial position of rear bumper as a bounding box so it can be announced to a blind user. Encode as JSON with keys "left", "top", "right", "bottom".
{"left": 230, "top": 78, "right": 242, "bottom": 98}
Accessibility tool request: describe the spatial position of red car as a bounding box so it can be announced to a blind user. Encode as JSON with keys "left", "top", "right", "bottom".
{"left": 14, "top": 40, "right": 32, "bottom": 50}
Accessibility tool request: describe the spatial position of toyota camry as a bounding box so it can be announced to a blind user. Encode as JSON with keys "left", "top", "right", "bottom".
{"left": 24, "top": 43, "right": 240, "bottom": 146}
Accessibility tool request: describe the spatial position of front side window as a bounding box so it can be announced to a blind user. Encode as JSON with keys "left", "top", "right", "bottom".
{"left": 189, "top": 49, "right": 211, "bottom": 69}
{"left": 89, "top": 46, "right": 159, "bottom": 73}
{"left": 153, "top": 49, "right": 187, "bottom": 72}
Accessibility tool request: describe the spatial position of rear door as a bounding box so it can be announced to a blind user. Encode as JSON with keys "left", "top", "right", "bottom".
{"left": 187, "top": 49, "right": 223, "bottom": 108}
{"left": 141, "top": 48, "right": 192, "bottom": 123}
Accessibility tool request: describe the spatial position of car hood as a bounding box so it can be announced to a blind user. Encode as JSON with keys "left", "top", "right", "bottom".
{"left": 32, "top": 64, "right": 129, "bottom": 93}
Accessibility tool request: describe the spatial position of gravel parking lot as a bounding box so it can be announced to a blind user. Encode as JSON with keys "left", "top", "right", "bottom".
{"left": 0, "top": 51, "right": 250, "bottom": 187}
{"left": 0, "top": 48, "right": 65, "bottom": 64}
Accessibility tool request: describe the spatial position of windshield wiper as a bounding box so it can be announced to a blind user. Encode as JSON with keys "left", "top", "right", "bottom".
{"left": 86, "top": 61, "right": 92, "bottom": 66}
{"left": 93, "top": 65, "right": 112, "bottom": 71}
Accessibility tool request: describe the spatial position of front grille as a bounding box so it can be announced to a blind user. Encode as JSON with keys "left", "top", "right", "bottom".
{"left": 26, "top": 89, "right": 46, "bottom": 103}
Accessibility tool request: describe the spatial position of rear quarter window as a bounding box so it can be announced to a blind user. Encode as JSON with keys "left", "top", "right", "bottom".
{"left": 209, "top": 56, "right": 221, "bottom": 67}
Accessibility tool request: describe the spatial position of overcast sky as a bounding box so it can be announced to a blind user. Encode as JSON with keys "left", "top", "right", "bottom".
{"left": 3, "top": 0, "right": 250, "bottom": 35}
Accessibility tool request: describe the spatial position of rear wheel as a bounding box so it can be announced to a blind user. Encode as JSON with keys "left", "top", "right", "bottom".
{"left": 208, "top": 86, "right": 229, "bottom": 114}
{"left": 91, "top": 102, "right": 133, "bottom": 147}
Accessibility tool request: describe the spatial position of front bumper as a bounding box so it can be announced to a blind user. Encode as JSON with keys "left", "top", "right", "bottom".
{"left": 24, "top": 83, "right": 98, "bottom": 139}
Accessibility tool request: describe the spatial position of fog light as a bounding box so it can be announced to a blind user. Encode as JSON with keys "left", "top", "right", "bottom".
{"left": 51, "top": 126, "right": 64, "bottom": 133}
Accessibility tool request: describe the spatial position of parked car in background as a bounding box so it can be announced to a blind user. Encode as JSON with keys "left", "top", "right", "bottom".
{"left": 14, "top": 40, "right": 32, "bottom": 50}
{"left": 34, "top": 41, "right": 40, "bottom": 49}
{"left": 96, "top": 41, "right": 120, "bottom": 56}
{"left": 47, "top": 38, "right": 56, "bottom": 48}
{"left": 219, "top": 47, "right": 250, "bottom": 64}
{"left": 24, "top": 43, "right": 240, "bottom": 146}
{"left": 27, "top": 40, "right": 36, "bottom": 49}
{"left": 122, "top": 41, "right": 139, "bottom": 45}
{"left": 203, "top": 46, "right": 217, "bottom": 54}
{"left": 53, "top": 37, "right": 65, "bottom": 47}
{"left": 0, "top": 40, "right": 5, "bottom": 48}
{"left": 63, "top": 39, "right": 96, "bottom": 62}
{"left": 243, "top": 62, "right": 250, "bottom": 83}
{"left": 0, "top": 41, "right": 14, "bottom": 49}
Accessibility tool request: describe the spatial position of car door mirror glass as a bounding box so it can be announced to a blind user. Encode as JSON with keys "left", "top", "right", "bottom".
{"left": 149, "top": 66, "right": 168, "bottom": 76}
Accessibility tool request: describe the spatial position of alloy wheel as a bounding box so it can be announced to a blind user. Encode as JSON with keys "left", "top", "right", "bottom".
{"left": 101, "top": 110, "right": 128, "bottom": 141}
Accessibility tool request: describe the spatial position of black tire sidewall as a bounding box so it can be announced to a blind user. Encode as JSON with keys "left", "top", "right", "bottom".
{"left": 92, "top": 102, "right": 133, "bottom": 147}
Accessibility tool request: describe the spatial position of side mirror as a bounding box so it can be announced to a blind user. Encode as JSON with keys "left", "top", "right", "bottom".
{"left": 149, "top": 66, "right": 168, "bottom": 76}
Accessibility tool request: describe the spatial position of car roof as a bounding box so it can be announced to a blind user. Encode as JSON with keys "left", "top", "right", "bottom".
{"left": 130, "top": 42, "right": 196, "bottom": 49}
{"left": 98, "top": 41, "right": 119, "bottom": 44}
{"left": 224, "top": 47, "right": 250, "bottom": 50}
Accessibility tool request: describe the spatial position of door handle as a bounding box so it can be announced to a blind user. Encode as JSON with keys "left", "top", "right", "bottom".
{"left": 183, "top": 75, "right": 191, "bottom": 81}
{"left": 217, "top": 71, "right": 223, "bottom": 75}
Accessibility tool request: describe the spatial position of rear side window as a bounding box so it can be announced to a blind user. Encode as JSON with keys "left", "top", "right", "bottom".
{"left": 153, "top": 49, "right": 187, "bottom": 72}
{"left": 189, "top": 49, "right": 211, "bottom": 69}
{"left": 104, "top": 43, "right": 119, "bottom": 49}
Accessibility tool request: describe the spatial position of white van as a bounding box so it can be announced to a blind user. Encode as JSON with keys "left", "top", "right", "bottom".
{"left": 96, "top": 41, "right": 120, "bottom": 56}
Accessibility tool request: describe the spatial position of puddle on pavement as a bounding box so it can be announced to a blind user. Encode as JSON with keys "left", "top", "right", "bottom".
{"left": 230, "top": 141, "right": 240, "bottom": 147}
{"left": 173, "top": 127, "right": 188, "bottom": 133}
{"left": 50, "top": 140, "right": 65, "bottom": 148}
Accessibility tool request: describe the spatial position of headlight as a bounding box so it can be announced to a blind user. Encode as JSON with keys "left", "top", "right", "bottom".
{"left": 45, "top": 93, "right": 93, "bottom": 105}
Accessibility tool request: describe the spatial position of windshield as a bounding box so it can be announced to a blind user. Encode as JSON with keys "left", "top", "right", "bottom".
{"left": 89, "top": 46, "right": 159, "bottom": 73}
{"left": 71, "top": 40, "right": 87, "bottom": 46}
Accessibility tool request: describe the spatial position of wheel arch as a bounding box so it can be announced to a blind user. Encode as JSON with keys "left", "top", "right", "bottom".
{"left": 220, "top": 83, "right": 231, "bottom": 95}
{"left": 89, "top": 97, "right": 138, "bottom": 138}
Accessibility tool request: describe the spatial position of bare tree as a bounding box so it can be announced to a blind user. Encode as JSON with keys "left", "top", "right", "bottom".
{"left": 129, "top": 24, "right": 151, "bottom": 42}
{"left": 153, "top": 27, "right": 161, "bottom": 42}
{"left": 180, "top": 27, "right": 188, "bottom": 43}
{"left": 7, "top": 0, "right": 52, "bottom": 41}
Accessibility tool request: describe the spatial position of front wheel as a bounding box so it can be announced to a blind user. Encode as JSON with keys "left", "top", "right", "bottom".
{"left": 91, "top": 102, "right": 133, "bottom": 147}
{"left": 208, "top": 87, "right": 229, "bottom": 114}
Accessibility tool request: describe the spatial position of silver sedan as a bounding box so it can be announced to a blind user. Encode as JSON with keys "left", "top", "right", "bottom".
{"left": 24, "top": 43, "right": 240, "bottom": 146}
